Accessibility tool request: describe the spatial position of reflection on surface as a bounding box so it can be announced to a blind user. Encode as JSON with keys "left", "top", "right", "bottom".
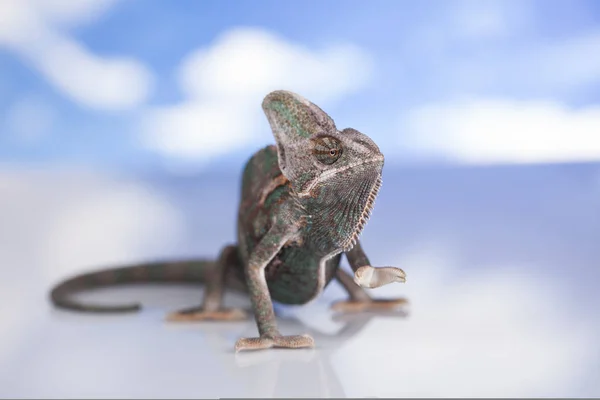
{"left": 3, "top": 260, "right": 595, "bottom": 399}
{"left": 230, "top": 311, "right": 408, "bottom": 398}
{"left": 1, "top": 165, "right": 599, "bottom": 397}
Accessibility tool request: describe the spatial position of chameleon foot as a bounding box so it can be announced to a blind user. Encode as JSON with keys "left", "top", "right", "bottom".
{"left": 166, "top": 307, "right": 247, "bottom": 322}
{"left": 354, "top": 265, "right": 406, "bottom": 289}
{"left": 235, "top": 334, "right": 315, "bottom": 352}
{"left": 331, "top": 298, "right": 408, "bottom": 313}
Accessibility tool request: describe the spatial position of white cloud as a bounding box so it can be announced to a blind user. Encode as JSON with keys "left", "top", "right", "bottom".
{"left": 142, "top": 99, "right": 259, "bottom": 162}
{"left": 39, "top": 178, "right": 184, "bottom": 279}
{"left": 140, "top": 27, "right": 373, "bottom": 165}
{"left": 400, "top": 98, "right": 600, "bottom": 164}
{"left": 34, "top": 0, "right": 118, "bottom": 26}
{"left": 0, "top": 170, "right": 183, "bottom": 358}
{"left": 0, "top": 0, "right": 153, "bottom": 110}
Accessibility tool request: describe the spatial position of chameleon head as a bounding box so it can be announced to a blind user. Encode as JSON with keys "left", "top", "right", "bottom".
{"left": 262, "top": 90, "right": 384, "bottom": 251}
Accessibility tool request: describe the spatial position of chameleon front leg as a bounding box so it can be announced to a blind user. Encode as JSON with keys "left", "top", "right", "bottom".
{"left": 235, "top": 223, "right": 315, "bottom": 352}
{"left": 331, "top": 241, "right": 408, "bottom": 313}
{"left": 166, "top": 245, "right": 247, "bottom": 321}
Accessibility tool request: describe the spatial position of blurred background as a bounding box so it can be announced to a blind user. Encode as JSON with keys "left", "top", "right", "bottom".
{"left": 1, "top": 0, "right": 599, "bottom": 398}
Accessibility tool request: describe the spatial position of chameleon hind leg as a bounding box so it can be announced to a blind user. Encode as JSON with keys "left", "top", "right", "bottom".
{"left": 166, "top": 245, "right": 248, "bottom": 322}
{"left": 331, "top": 241, "right": 408, "bottom": 313}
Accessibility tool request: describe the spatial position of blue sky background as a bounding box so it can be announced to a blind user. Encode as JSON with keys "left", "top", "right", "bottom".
{"left": 1, "top": 0, "right": 600, "bottom": 172}
{"left": 2, "top": 2, "right": 600, "bottom": 397}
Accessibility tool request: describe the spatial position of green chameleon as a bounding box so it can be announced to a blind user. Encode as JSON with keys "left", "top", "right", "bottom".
{"left": 50, "top": 90, "right": 408, "bottom": 352}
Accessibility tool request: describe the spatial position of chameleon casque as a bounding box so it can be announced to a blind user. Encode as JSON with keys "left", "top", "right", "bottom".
{"left": 50, "top": 90, "right": 408, "bottom": 352}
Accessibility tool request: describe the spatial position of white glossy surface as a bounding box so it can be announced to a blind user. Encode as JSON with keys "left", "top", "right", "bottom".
{"left": 1, "top": 165, "right": 599, "bottom": 398}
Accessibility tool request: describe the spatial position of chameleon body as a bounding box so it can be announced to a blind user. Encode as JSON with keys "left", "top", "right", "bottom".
{"left": 50, "top": 90, "right": 407, "bottom": 351}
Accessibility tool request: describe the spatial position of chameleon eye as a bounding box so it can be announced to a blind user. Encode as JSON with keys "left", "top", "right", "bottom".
{"left": 312, "top": 135, "right": 343, "bottom": 165}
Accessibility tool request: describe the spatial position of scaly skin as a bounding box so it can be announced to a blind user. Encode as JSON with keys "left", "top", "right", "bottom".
{"left": 49, "top": 90, "right": 408, "bottom": 352}
{"left": 50, "top": 260, "right": 212, "bottom": 313}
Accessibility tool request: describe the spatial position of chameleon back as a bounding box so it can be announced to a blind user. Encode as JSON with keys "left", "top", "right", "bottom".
{"left": 235, "top": 145, "right": 341, "bottom": 305}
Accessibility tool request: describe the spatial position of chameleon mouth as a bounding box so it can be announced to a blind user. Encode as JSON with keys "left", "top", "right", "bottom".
{"left": 341, "top": 174, "right": 382, "bottom": 252}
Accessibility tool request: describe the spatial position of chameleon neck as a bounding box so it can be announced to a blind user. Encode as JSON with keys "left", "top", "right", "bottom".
{"left": 298, "top": 164, "right": 382, "bottom": 255}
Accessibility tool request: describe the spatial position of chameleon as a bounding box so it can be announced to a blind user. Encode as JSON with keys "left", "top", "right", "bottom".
{"left": 49, "top": 90, "right": 408, "bottom": 352}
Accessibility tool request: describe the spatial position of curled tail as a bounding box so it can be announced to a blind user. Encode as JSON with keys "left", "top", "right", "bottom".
{"left": 50, "top": 260, "right": 211, "bottom": 313}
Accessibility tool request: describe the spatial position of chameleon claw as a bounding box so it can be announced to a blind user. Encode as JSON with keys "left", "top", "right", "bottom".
{"left": 354, "top": 266, "right": 406, "bottom": 289}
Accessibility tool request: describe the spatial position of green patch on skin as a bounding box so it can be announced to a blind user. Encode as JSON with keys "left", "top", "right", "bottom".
{"left": 241, "top": 159, "right": 256, "bottom": 189}
{"left": 268, "top": 101, "right": 311, "bottom": 138}
{"left": 294, "top": 171, "right": 314, "bottom": 193}
{"left": 263, "top": 185, "right": 286, "bottom": 209}
{"left": 261, "top": 146, "right": 280, "bottom": 173}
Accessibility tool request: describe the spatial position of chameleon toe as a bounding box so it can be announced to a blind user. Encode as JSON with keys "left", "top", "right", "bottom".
{"left": 272, "top": 334, "right": 315, "bottom": 349}
{"left": 235, "top": 336, "right": 275, "bottom": 352}
{"left": 235, "top": 334, "right": 315, "bottom": 352}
